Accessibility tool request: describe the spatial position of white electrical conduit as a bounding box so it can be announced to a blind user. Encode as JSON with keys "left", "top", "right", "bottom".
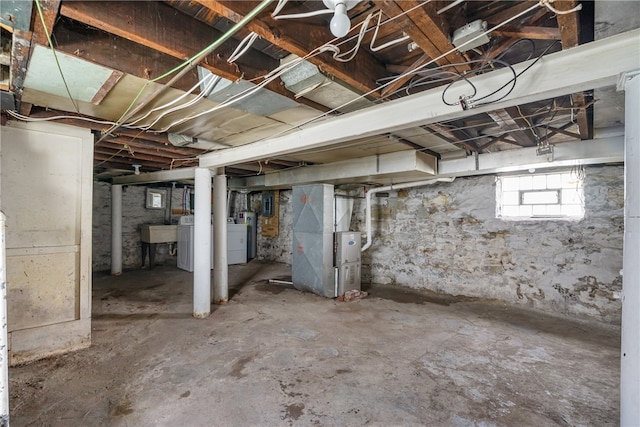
{"left": 273, "top": 8, "right": 334, "bottom": 20}
{"left": 133, "top": 74, "right": 221, "bottom": 130}
{"left": 156, "top": 53, "right": 312, "bottom": 132}
{"left": 126, "top": 72, "right": 216, "bottom": 128}
{"left": 228, "top": 32, "right": 260, "bottom": 63}
{"left": 361, "top": 178, "right": 455, "bottom": 252}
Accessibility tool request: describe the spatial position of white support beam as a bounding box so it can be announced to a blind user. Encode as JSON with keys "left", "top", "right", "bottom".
{"left": 620, "top": 71, "right": 640, "bottom": 427}
{"left": 193, "top": 168, "right": 211, "bottom": 318}
{"left": 228, "top": 137, "right": 622, "bottom": 189}
{"left": 229, "top": 151, "right": 436, "bottom": 189}
{"left": 213, "top": 171, "right": 228, "bottom": 304}
{"left": 0, "top": 213, "right": 9, "bottom": 426}
{"left": 110, "top": 184, "right": 122, "bottom": 276}
{"left": 112, "top": 167, "right": 196, "bottom": 185}
{"left": 200, "top": 29, "right": 640, "bottom": 169}
{"left": 438, "top": 137, "right": 624, "bottom": 177}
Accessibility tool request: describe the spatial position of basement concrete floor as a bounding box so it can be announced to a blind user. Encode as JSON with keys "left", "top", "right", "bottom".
{"left": 10, "top": 261, "right": 620, "bottom": 426}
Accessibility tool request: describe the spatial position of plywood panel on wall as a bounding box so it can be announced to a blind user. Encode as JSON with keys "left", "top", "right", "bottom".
{"left": 0, "top": 121, "right": 93, "bottom": 364}
{"left": 6, "top": 251, "right": 79, "bottom": 330}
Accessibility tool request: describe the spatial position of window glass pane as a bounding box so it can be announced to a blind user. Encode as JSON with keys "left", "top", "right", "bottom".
{"left": 562, "top": 204, "right": 583, "bottom": 217}
{"left": 561, "top": 188, "right": 582, "bottom": 205}
{"left": 503, "top": 191, "right": 519, "bottom": 205}
{"left": 519, "top": 205, "right": 532, "bottom": 217}
{"left": 502, "top": 177, "right": 520, "bottom": 191}
{"left": 532, "top": 175, "right": 547, "bottom": 190}
{"left": 519, "top": 176, "right": 533, "bottom": 190}
{"left": 502, "top": 205, "right": 520, "bottom": 217}
{"left": 546, "top": 205, "right": 562, "bottom": 215}
{"left": 532, "top": 205, "right": 547, "bottom": 216}
{"left": 522, "top": 190, "right": 559, "bottom": 205}
{"left": 546, "top": 174, "right": 562, "bottom": 189}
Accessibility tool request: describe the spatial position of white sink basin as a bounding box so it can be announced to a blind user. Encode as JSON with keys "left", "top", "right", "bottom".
{"left": 140, "top": 224, "right": 177, "bottom": 243}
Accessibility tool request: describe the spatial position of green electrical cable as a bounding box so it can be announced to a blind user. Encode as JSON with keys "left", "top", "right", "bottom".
{"left": 34, "top": 0, "right": 80, "bottom": 113}
{"left": 98, "top": 0, "right": 274, "bottom": 142}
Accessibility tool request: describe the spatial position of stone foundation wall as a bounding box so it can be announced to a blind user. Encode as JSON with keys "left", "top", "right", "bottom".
{"left": 353, "top": 165, "right": 623, "bottom": 324}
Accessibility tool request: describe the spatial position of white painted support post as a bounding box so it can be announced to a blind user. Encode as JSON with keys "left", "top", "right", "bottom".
{"left": 193, "top": 168, "right": 212, "bottom": 318}
{"left": 213, "top": 169, "right": 228, "bottom": 304}
{"left": 0, "top": 213, "right": 9, "bottom": 425}
{"left": 111, "top": 184, "right": 123, "bottom": 275}
{"left": 621, "top": 71, "right": 640, "bottom": 427}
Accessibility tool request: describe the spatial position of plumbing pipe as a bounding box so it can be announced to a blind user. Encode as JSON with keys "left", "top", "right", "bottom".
{"left": 213, "top": 170, "right": 229, "bottom": 304}
{"left": 361, "top": 178, "right": 455, "bottom": 252}
{"left": 193, "top": 168, "right": 212, "bottom": 318}
{"left": 0, "top": 212, "right": 9, "bottom": 425}
{"left": 226, "top": 189, "right": 234, "bottom": 220}
{"left": 111, "top": 184, "right": 123, "bottom": 275}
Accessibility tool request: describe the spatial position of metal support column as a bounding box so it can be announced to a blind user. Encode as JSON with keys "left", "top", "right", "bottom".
{"left": 111, "top": 184, "right": 122, "bottom": 276}
{"left": 621, "top": 71, "right": 640, "bottom": 427}
{"left": 0, "top": 213, "right": 9, "bottom": 425}
{"left": 213, "top": 169, "right": 228, "bottom": 304}
{"left": 193, "top": 168, "right": 212, "bottom": 318}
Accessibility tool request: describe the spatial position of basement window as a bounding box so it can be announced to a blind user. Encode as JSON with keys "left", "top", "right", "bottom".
{"left": 497, "top": 171, "right": 584, "bottom": 220}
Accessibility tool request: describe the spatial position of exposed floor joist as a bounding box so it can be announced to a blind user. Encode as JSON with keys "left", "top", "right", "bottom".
{"left": 199, "top": 29, "right": 639, "bottom": 169}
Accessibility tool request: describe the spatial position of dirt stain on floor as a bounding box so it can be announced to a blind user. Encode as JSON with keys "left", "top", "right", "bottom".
{"left": 367, "top": 284, "right": 478, "bottom": 306}
{"left": 285, "top": 403, "right": 305, "bottom": 420}
{"left": 229, "top": 355, "right": 254, "bottom": 379}
{"left": 255, "top": 281, "right": 294, "bottom": 295}
{"left": 110, "top": 397, "right": 134, "bottom": 416}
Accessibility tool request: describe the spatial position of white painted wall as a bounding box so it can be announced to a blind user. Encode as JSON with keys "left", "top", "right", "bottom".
{"left": 0, "top": 121, "right": 93, "bottom": 364}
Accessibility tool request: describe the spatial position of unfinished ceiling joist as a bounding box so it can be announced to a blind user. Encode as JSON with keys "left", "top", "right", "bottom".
{"left": 199, "top": 29, "right": 640, "bottom": 169}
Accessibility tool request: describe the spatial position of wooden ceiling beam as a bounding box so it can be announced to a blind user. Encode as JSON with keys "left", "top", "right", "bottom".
{"left": 486, "top": 108, "right": 538, "bottom": 147}
{"left": 52, "top": 21, "right": 199, "bottom": 93}
{"left": 555, "top": 0, "right": 591, "bottom": 140}
{"left": 31, "top": 0, "right": 60, "bottom": 46}
{"left": 98, "top": 136, "right": 206, "bottom": 157}
{"left": 97, "top": 139, "right": 203, "bottom": 160}
{"left": 427, "top": 123, "right": 478, "bottom": 152}
{"left": 491, "top": 26, "right": 560, "bottom": 40}
{"left": 58, "top": 1, "right": 313, "bottom": 108}
{"left": 376, "top": 1, "right": 469, "bottom": 72}
{"left": 192, "top": 0, "right": 387, "bottom": 97}
{"left": 476, "top": 1, "right": 540, "bottom": 25}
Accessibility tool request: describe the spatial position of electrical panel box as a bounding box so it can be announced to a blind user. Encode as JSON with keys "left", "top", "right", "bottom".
{"left": 262, "top": 192, "right": 274, "bottom": 217}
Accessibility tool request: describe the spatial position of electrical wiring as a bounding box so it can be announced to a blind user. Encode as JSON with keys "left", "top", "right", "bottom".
{"left": 126, "top": 72, "right": 216, "bottom": 128}
{"left": 5, "top": 110, "right": 119, "bottom": 126}
{"left": 97, "top": 0, "right": 274, "bottom": 143}
{"left": 131, "top": 73, "right": 222, "bottom": 131}
{"left": 227, "top": 32, "right": 260, "bottom": 63}
{"left": 471, "top": 40, "right": 560, "bottom": 108}
{"left": 539, "top": 0, "right": 583, "bottom": 15}
{"left": 251, "top": 1, "right": 542, "bottom": 144}
{"left": 34, "top": 0, "right": 80, "bottom": 113}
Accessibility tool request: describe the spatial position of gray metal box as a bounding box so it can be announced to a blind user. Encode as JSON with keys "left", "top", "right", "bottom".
{"left": 335, "top": 232, "right": 361, "bottom": 295}
{"left": 292, "top": 184, "right": 335, "bottom": 298}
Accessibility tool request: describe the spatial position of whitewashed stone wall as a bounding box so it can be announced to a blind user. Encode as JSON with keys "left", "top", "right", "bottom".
{"left": 93, "top": 182, "right": 185, "bottom": 271}
{"left": 352, "top": 165, "right": 623, "bottom": 323}
{"left": 246, "top": 165, "right": 623, "bottom": 323}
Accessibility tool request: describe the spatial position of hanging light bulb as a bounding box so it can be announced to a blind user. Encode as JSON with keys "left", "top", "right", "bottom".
{"left": 323, "top": 0, "right": 359, "bottom": 38}
{"left": 330, "top": 1, "right": 350, "bottom": 38}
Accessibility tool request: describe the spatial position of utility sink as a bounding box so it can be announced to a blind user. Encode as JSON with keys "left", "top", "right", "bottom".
{"left": 140, "top": 224, "right": 177, "bottom": 243}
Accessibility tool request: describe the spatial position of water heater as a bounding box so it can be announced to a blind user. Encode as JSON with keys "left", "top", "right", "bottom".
{"left": 335, "top": 231, "right": 361, "bottom": 296}
{"left": 237, "top": 211, "right": 257, "bottom": 260}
